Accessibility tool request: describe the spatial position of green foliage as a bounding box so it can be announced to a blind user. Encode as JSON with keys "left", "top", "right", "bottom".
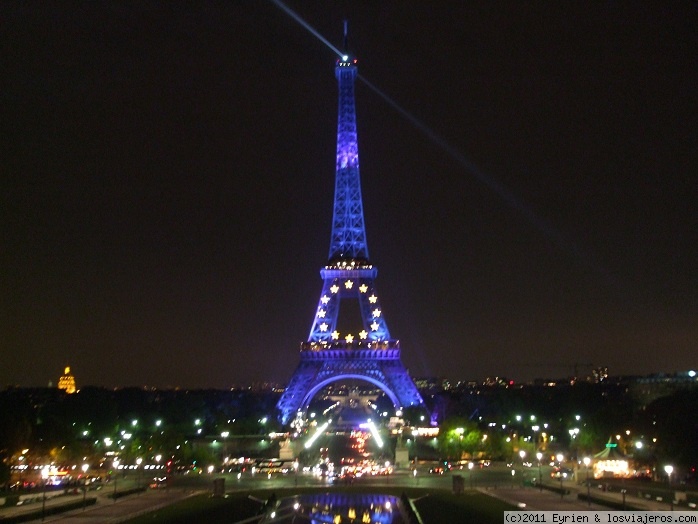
{"left": 401, "top": 405, "right": 430, "bottom": 426}
{"left": 641, "top": 388, "right": 698, "bottom": 468}
{"left": 437, "top": 417, "right": 483, "bottom": 460}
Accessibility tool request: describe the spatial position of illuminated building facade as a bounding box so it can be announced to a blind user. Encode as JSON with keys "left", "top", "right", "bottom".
{"left": 57, "top": 366, "right": 76, "bottom": 394}
{"left": 276, "top": 51, "right": 425, "bottom": 425}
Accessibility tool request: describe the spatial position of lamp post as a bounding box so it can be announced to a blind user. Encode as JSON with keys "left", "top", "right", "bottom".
{"left": 136, "top": 458, "right": 143, "bottom": 494}
{"left": 41, "top": 466, "right": 49, "bottom": 521}
{"left": 112, "top": 460, "right": 120, "bottom": 501}
{"left": 583, "top": 457, "right": 591, "bottom": 506}
{"left": 556, "top": 453, "right": 564, "bottom": 499}
{"left": 468, "top": 461, "right": 474, "bottom": 489}
{"left": 519, "top": 450, "right": 526, "bottom": 488}
{"left": 81, "top": 464, "right": 88, "bottom": 511}
{"left": 536, "top": 452, "right": 543, "bottom": 492}
{"left": 664, "top": 465, "right": 674, "bottom": 511}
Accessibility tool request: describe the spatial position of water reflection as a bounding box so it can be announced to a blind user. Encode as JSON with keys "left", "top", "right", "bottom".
{"left": 269, "top": 493, "right": 405, "bottom": 523}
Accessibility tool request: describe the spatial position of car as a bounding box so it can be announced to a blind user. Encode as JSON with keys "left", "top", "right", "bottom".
{"left": 551, "top": 467, "right": 574, "bottom": 479}
{"left": 429, "top": 467, "right": 445, "bottom": 475}
{"left": 149, "top": 477, "right": 167, "bottom": 489}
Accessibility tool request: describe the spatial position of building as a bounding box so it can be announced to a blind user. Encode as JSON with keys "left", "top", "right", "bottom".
{"left": 57, "top": 366, "right": 76, "bottom": 394}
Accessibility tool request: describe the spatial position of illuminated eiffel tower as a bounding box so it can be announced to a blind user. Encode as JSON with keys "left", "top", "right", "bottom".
{"left": 276, "top": 49, "right": 425, "bottom": 425}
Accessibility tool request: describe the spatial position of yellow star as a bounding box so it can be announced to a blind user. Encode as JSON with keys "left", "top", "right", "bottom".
{"left": 319, "top": 323, "right": 328, "bottom": 332}
{"left": 330, "top": 285, "right": 339, "bottom": 294}
{"left": 317, "top": 309, "right": 326, "bottom": 318}
{"left": 372, "top": 308, "right": 381, "bottom": 318}
{"left": 344, "top": 280, "right": 353, "bottom": 289}
{"left": 359, "top": 330, "right": 368, "bottom": 339}
{"left": 331, "top": 330, "right": 340, "bottom": 340}
{"left": 345, "top": 334, "right": 354, "bottom": 343}
{"left": 321, "top": 295, "right": 330, "bottom": 304}
{"left": 368, "top": 294, "right": 377, "bottom": 304}
{"left": 359, "top": 284, "right": 368, "bottom": 293}
{"left": 371, "top": 322, "right": 379, "bottom": 331}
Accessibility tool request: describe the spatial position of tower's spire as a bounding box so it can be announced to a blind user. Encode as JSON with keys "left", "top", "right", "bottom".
{"left": 343, "top": 19, "right": 348, "bottom": 53}
{"left": 328, "top": 42, "right": 367, "bottom": 264}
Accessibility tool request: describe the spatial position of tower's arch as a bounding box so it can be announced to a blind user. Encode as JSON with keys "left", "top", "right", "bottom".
{"left": 301, "top": 374, "right": 401, "bottom": 413}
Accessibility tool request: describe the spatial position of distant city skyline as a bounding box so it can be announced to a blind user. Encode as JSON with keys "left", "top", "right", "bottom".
{"left": 2, "top": 2, "right": 696, "bottom": 389}
{"left": 34, "top": 363, "right": 698, "bottom": 393}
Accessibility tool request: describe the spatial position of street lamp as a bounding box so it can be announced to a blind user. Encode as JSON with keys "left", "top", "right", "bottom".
{"left": 536, "top": 452, "right": 543, "bottom": 492}
{"left": 41, "top": 465, "right": 49, "bottom": 520}
{"left": 664, "top": 465, "right": 674, "bottom": 511}
{"left": 136, "top": 458, "right": 143, "bottom": 493}
{"left": 519, "top": 450, "right": 526, "bottom": 487}
{"left": 468, "top": 461, "right": 474, "bottom": 489}
{"left": 556, "top": 453, "right": 564, "bottom": 499}
{"left": 81, "top": 464, "right": 89, "bottom": 510}
{"left": 112, "top": 459, "right": 120, "bottom": 501}
{"left": 583, "top": 457, "right": 591, "bottom": 506}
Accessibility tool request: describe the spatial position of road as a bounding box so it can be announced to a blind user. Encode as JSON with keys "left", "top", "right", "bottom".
{"left": 0, "top": 474, "right": 200, "bottom": 524}
{"left": 3, "top": 464, "right": 689, "bottom": 522}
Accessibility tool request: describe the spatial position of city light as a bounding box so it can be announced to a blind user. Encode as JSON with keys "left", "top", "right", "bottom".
{"left": 304, "top": 420, "right": 330, "bottom": 449}
{"left": 365, "top": 419, "right": 383, "bottom": 448}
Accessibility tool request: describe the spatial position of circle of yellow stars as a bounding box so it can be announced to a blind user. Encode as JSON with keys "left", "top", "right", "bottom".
{"left": 316, "top": 279, "right": 383, "bottom": 343}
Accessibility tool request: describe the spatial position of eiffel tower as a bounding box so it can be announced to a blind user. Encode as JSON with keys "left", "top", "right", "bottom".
{"left": 276, "top": 49, "right": 426, "bottom": 425}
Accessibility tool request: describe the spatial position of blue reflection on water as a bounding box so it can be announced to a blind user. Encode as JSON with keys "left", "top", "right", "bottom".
{"left": 272, "top": 493, "right": 404, "bottom": 523}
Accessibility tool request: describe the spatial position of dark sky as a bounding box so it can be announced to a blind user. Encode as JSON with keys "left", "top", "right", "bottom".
{"left": 2, "top": 2, "right": 696, "bottom": 389}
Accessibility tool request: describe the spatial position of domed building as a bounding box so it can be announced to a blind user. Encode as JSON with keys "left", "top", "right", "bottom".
{"left": 57, "top": 366, "right": 76, "bottom": 394}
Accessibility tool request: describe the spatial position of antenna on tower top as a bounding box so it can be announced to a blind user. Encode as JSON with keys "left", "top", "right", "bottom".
{"left": 343, "top": 20, "right": 348, "bottom": 52}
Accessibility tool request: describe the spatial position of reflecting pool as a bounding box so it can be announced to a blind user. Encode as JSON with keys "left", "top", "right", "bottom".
{"left": 261, "top": 492, "right": 408, "bottom": 523}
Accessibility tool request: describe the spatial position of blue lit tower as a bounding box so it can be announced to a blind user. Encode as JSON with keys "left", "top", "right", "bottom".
{"left": 276, "top": 50, "right": 426, "bottom": 425}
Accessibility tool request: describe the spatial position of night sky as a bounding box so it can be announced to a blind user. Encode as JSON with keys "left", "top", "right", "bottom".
{"left": 2, "top": 2, "right": 696, "bottom": 389}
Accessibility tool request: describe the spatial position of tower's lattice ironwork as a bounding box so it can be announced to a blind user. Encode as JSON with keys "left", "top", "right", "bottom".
{"left": 277, "top": 53, "right": 425, "bottom": 425}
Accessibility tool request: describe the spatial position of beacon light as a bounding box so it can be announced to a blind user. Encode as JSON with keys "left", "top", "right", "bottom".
{"left": 305, "top": 420, "right": 330, "bottom": 449}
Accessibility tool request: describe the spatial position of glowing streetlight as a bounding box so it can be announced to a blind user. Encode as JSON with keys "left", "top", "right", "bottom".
{"left": 41, "top": 465, "right": 49, "bottom": 518}
{"left": 583, "top": 457, "right": 591, "bottom": 506}
{"left": 112, "top": 459, "right": 120, "bottom": 501}
{"left": 536, "top": 452, "right": 543, "bottom": 492}
{"left": 136, "top": 457, "right": 143, "bottom": 493}
{"left": 664, "top": 465, "right": 674, "bottom": 511}
{"left": 556, "top": 454, "right": 564, "bottom": 499}
{"left": 81, "top": 464, "right": 89, "bottom": 510}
